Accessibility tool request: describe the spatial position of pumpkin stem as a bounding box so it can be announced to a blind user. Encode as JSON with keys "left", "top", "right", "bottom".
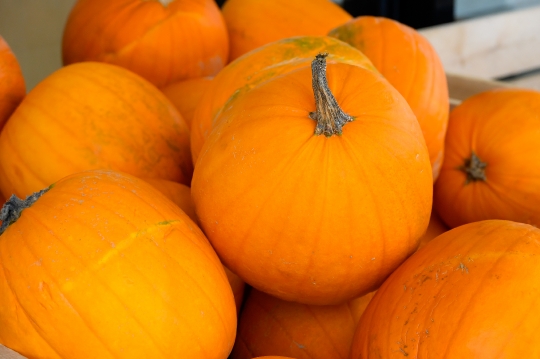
{"left": 309, "top": 53, "right": 354, "bottom": 137}
{"left": 0, "top": 188, "right": 49, "bottom": 235}
{"left": 460, "top": 151, "right": 487, "bottom": 184}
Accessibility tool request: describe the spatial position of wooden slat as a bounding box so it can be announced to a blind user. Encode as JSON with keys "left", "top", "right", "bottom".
{"left": 447, "top": 73, "right": 511, "bottom": 101}
{"left": 419, "top": 5, "right": 540, "bottom": 79}
{"left": 0, "top": 345, "right": 26, "bottom": 359}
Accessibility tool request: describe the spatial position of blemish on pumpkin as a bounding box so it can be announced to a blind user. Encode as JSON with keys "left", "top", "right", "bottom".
{"left": 293, "top": 341, "right": 305, "bottom": 349}
{"left": 61, "top": 220, "right": 179, "bottom": 292}
{"left": 457, "top": 262, "right": 469, "bottom": 273}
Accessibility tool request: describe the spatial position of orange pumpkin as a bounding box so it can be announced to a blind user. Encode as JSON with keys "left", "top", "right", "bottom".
{"left": 351, "top": 220, "right": 540, "bottom": 358}
{"left": 190, "top": 36, "right": 377, "bottom": 164}
{"left": 434, "top": 89, "right": 540, "bottom": 228}
{"left": 0, "top": 62, "right": 192, "bottom": 200}
{"left": 161, "top": 77, "right": 213, "bottom": 130}
{"left": 192, "top": 54, "right": 432, "bottom": 305}
{"left": 232, "top": 289, "right": 375, "bottom": 359}
{"left": 142, "top": 177, "right": 246, "bottom": 312}
{"left": 417, "top": 208, "right": 448, "bottom": 250}
{"left": 222, "top": 0, "right": 352, "bottom": 61}
{"left": 62, "top": 0, "right": 229, "bottom": 88}
{"left": 0, "top": 36, "right": 25, "bottom": 129}
{"left": 0, "top": 169, "right": 236, "bottom": 358}
{"left": 329, "top": 16, "right": 449, "bottom": 181}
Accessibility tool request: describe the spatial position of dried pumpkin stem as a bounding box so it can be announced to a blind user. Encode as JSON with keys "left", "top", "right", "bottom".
{"left": 0, "top": 188, "right": 49, "bottom": 235}
{"left": 460, "top": 151, "right": 487, "bottom": 184}
{"left": 309, "top": 53, "right": 354, "bottom": 137}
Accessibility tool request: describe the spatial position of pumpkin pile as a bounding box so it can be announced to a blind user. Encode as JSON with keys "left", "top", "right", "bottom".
{"left": 0, "top": 1, "right": 539, "bottom": 358}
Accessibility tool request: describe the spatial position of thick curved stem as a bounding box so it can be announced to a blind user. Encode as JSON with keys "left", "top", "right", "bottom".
{"left": 309, "top": 53, "right": 354, "bottom": 137}
{"left": 0, "top": 188, "right": 49, "bottom": 235}
{"left": 460, "top": 151, "right": 487, "bottom": 184}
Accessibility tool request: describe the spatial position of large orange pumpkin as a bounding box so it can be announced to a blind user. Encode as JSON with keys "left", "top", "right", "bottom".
{"left": 329, "top": 16, "right": 449, "bottom": 181}
{"left": 62, "top": 0, "right": 229, "bottom": 88}
{"left": 434, "top": 88, "right": 540, "bottom": 228}
{"left": 0, "top": 169, "right": 236, "bottom": 359}
{"left": 0, "top": 36, "right": 25, "bottom": 129}
{"left": 190, "top": 36, "right": 377, "bottom": 164}
{"left": 350, "top": 220, "right": 540, "bottom": 358}
{"left": 142, "top": 177, "right": 246, "bottom": 313}
{"left": 232, "top": 289, "right": 375, "bottom": 359}
{"left": 0, "top": 61, "right": 192, "bottom": 200}
{"left": 222, "top": 0, "right": 352, "bottom": 61}
{"left": 161, "top": 77, "right": 213, "bottom": 130}
{"left": 192, "top": 54, "right": 433, "bottom": 305}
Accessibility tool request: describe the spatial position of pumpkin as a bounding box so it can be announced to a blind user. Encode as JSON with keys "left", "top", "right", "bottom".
{"left": 161, "top": 77, "right": 213, "bottom": 130}
{"left": 0, "top": 61, "right": 193, "bottom": 200}
{"left": 350, "top": 220, "right": 540, "bottom": 358}
{"left": 62, "top": 0, "right": 229, "bottom": 88}
{"left": 142, "top": 177, "right": 246, "bottom": 313}
{"left": 231, "top": 289, "right": 375, "bottom": 359}
{"left": 191, "top": 54, "right": 432, "bottom": 305}
{"left": 142, "top": 178, "right": 198, "bottom": 224}
{"left": 0, "top": 36, "right": 25, "bottom": 129}
{"left": 329, "top": 16, "right": 449, "bottom": 181}
{"left": 434, "top": 88, "right": 540, "bottom": 228}
{"left": 222, "top": 0, "right": 352, "bottom": 61}
{"left": 417, "top": 208, "right": 448, "bottom": 250}
{"left": 0, "top": 169, "right": 237, "bottom": 358}
{"left": 190, "top": 36, "right": 377, "bottom": 164}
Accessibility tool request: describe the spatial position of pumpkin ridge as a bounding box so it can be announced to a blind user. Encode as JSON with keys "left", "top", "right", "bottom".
{"left": 2, "top": 212, "right": 124, "bottom": 358}
{"left": 153, "top": 227, "right": 235, "bottom": 346}
{"left": 0, "top": 260, "right": 64, "bottom": 358}
{"left": 20, "top": 209, "right": 216, "bottom": 358}
{"left": 305, "top": 305, "right": 345, "bottom": 357}
{"left": 309, "top": 53, "right": 354, "bottom": 137}
{"left": 20, "top": 95, "right": 111, "bottom": 169}
{"left": 0, "top": 123, "right": 52, "bottom": 198}
{"left": 248, "top": 298, "right": 319, "bottom": 358}
{"left": 438, "top": 227, "right": 536, "bottom": 354}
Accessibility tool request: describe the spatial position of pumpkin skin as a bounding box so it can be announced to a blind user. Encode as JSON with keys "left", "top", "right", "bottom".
{"left": 434, "top": 89, "right": 540, "bottom": 228}
{"left": 0, "top": 169, "right": 237, "bottom": 359}
{"left": 190, "top": 36, "right": 377, "bottom": 164}
{"left": 192, "top": 60, "right": 433, "bottom": 305}
{"left": 417, "top": 208, "right": 448, "bottom": 250}
{"left": 231, "top": 289, "right": 375, "bottom": 359}
{"left": 222, "top": 0, "right": 352, "bottom": 61}
{"left": 142, "top": 178, "right": 198, "bottom": 224}
{"left": 142, "top": 177, "right": 246, "bottom": 313}
{"left": 0, "top": 61, "right": 193, "bottom": 200}
{"left": 161, "top": 77, "right": 213, "bottom": 130}
{"left": 62, "top": 0, "right": 228, "bottom": 88}
{"left": 329, "top": 16, "right": 449, "bottom": 181}
{"left": 0, "top": 36, "right": 25, "bottom": 129}
{"left": 350, "top": 220, "right": 540, "bottom": 358}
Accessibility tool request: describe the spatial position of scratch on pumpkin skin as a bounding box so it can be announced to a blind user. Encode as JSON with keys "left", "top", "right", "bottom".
{"left": 62, "top": 220, "right": 180, "bottom": 292}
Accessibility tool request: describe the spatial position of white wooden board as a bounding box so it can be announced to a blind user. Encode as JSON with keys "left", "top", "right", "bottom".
{"left": 420, "top": 5, "right": 540, "bottom": 79}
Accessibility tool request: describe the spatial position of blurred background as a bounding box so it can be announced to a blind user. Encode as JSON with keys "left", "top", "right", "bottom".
{"left": 1, "top": 0, "right": 540, "bottom": 90}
